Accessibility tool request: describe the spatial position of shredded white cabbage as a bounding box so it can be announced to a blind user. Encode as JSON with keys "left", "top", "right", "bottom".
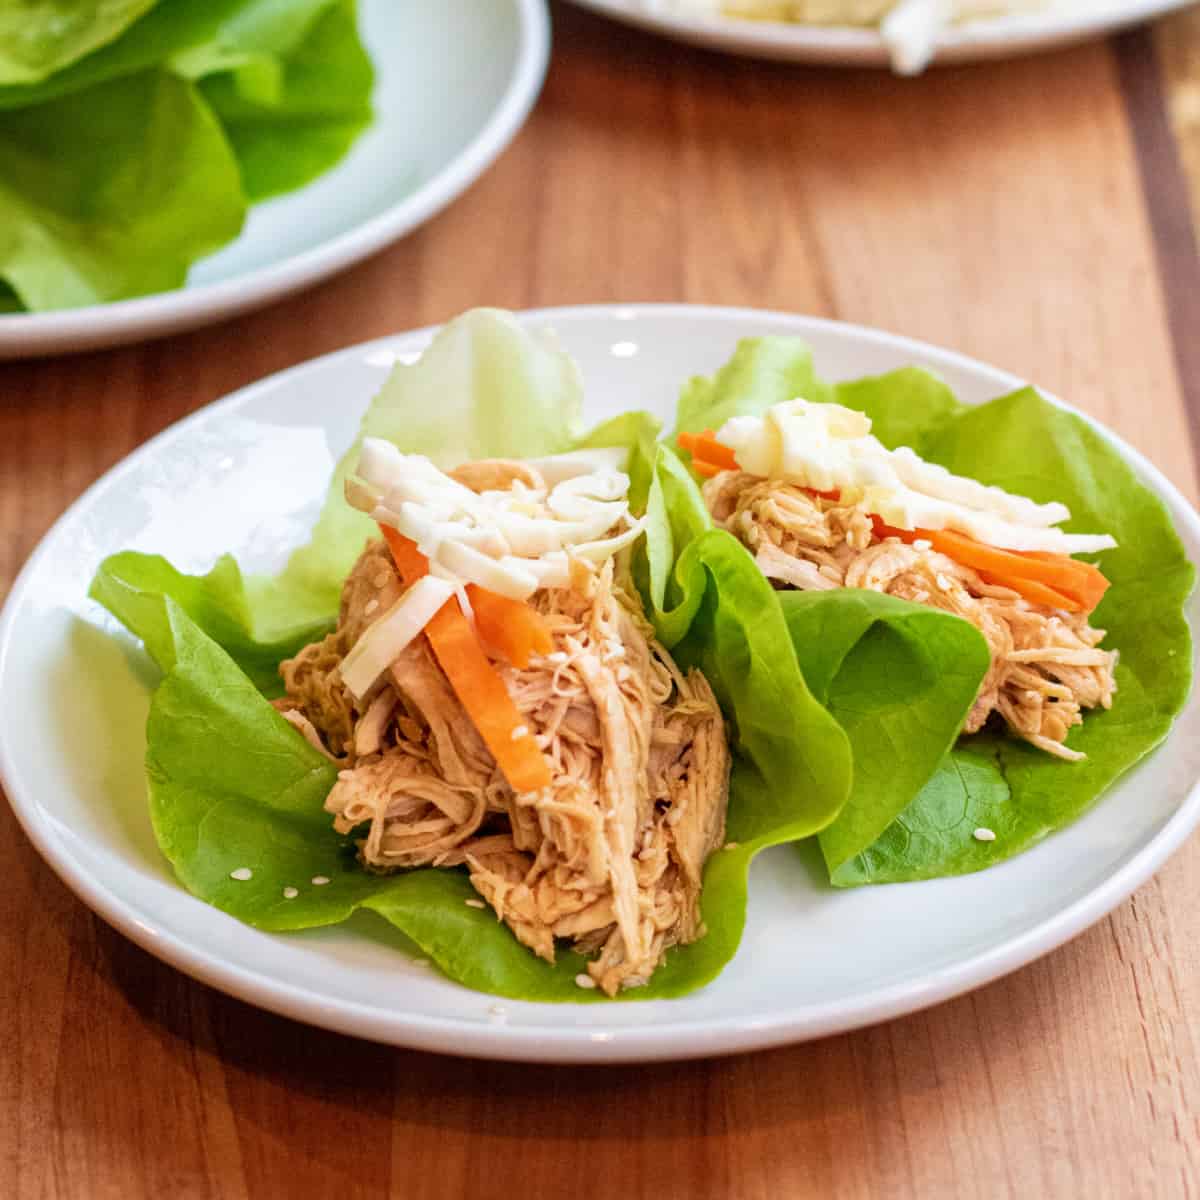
{"left": 339, "top": 575, "right": 456, "bottom": 698}
{"left": 347, "top": 439, "right": 645, "bottom": 601}
{"left": 716, "top": 398, "right": 1117, "bottom": 555}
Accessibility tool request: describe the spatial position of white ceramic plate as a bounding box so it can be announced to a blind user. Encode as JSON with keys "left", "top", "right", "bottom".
{"left": 2, "top": 305, "right": 1198, "bottom": 1064}
{"left": 568, "top": 0, "right": 1193, "bottom": 67}
{"left": 0, "top": 0, "right": 549, "bottom": 360}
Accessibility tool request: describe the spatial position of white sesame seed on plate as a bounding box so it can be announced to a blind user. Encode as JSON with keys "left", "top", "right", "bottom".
{"left": 465, "top": 898, "right": 486, "bottom": 909}
{"left": 574, "top": 973, "right": 598, "bottom": 990}
{"left": 229, "top": 867, "right": 253, "bottom": 881}
{"left": 311, "top": 875, "right": 331, "bottom": 886}
{"left": 974, "top": 827, "right": 997, "bottom": 843}
{"left": 283, "top": 887, "right": 299, "bottom": 899}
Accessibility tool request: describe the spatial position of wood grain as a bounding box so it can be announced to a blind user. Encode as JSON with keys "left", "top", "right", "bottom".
{"left": 3, "top": 4, "right": 1200, "bottom": 1197}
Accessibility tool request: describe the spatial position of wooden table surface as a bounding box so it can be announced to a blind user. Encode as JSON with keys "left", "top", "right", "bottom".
{"left": 4, "top": 4, "right": 1200, "bottom": 1196}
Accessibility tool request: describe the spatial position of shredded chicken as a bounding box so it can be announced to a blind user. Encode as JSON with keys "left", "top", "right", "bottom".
{"left": 275, "top": 528, "right": 729, "bottom": 995}
{"left": 705, "top": 471, "right": 1117, "bottom": 760}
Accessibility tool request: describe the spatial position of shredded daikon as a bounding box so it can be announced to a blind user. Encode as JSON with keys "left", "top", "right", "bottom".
{"left": 717, "top": 399, "right": 1117, "bottom": 556}
{"left": 339, "top": 574, "right": 456, "bottom": 698}
{"left": 347, "top": 438, "right": 644, "bottom": 600}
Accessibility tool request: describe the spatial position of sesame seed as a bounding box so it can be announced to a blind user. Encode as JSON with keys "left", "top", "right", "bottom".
{"left": 973, "top": 827, "right": 997, "bottom": 843}
{"left": 723, "top": 842, "right": 740, "bottom": 852}
{"left": 511, "top": 725, "right": 529, "bottom": 740}
{"left": 574, "top": 973, "right": 598, "bottom": 990}
{"left": 465, "top": 898, "right": 486, "bottom": 909}
{"left": 913, "top": 539, "right": 932, "bottom": 552}
{"left": 547, "top": 651, "right": 568, "bottom": 664}
{"left": 311, "top": 875, "right": 331, "bottom": 886}
{"left": 363, "top": 598, "right": 379, "bottom": 616}
{"left": 283, "top": 887, "right": 299, "bottom": 900}
{"left": 229, "top": 867, "right": 253, "bottom": 882}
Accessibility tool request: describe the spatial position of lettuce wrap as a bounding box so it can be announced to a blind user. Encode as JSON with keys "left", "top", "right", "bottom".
{"left": 673, "top": 338, "right": 1195, "bottom": 885}
{"left": 92, "top": 309, "right": 886, "bottom": 1002}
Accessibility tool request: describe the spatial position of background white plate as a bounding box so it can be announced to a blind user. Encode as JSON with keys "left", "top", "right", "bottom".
{"left": 2, "top": 305, "right": 1198, "bottom": 1064}
{"left": 0, "top": 0, "right": 549, "bottom": 360}
{"left": 568, "top": 0, "right": 1193, "bottom": 66}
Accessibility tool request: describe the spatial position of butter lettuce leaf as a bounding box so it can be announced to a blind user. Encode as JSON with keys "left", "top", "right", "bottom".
{"left": 0, "top": 0, "right": 374, "bottom": 311}
{"left": 780, "top": 589, "right": 990, "bottom": 882}
{"left": 0, "top": 0, "right": 158, "bottom": 85}
{"left": 0, "top": 68, "right": 245, "bottom": 310}
{"left": 0, "top": 0, "right": 319, "bottom": 109}
{"left": 196, "top": 0, "right": 372, "bottom": 202}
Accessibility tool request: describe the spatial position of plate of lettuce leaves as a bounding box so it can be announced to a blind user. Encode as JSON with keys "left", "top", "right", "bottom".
{"left": 0, "top": 1, "right": 548, "bottom": 358}
{"left": 0, "top": 304, "right": 1196, "bottom": 1063}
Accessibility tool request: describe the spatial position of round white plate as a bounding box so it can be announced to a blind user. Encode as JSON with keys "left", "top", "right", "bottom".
{"left": 2, "top": 305, "right": 1198, "bottom": 1063}
{"left": 568, "top": 0, "right": 1193, "bottom": 67}
{"left": 0, "top": 0, "right": 549, "bottom": 360}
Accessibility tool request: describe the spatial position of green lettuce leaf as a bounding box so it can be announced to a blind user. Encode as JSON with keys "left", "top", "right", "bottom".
{"left": 0, "top": 0, "right": 374, "bottom": 311}
{"left": 780, "top": 589, "right": 990, "bottom": 883}
{"left": 90, "top": 309, "right": 853, "bottom": 1001}
{"left": 0, "top": 0, "right": 305, "bottom": 109}
{"left": 195, "top": 1, "right": 372, "bottom": 202}
{"left": 0, "top": 68, "right": 245, "bottom": 310}
{"left": 0, "top": 0, "right": 157, "bottom": 85}
{"left": 672, "top": 335, "right": 830, "bottom": 439}
{"left": 675, "top": 338, "right": 1194, "bottom": 884}
{"left": 251, "top": 309, "right": 588, "bottom": 634}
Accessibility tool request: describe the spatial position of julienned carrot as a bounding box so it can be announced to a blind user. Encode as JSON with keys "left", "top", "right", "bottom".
{"left": 870, "top": 517, "right": 1100, "bottom": 614}
{"left": 974, "top": 571, "right": 1081, "bottom": 612}
{"left": 378, "top": 524, "right": 552, "bottom": 793}
{"left": 913, "top": 527, "right": 1106, "bottom": 609}
{"left": 690, "top": 459, "right": 723, "bottom": 478}
{"left": 467, "top": 584, "right": 553, "bottom": 668}
{"left": 423, "top": 600, "right": 553, "bottom": 793}
{"left": 380, "top": 524, "right": 429, "bottom": 584}
{"left": 678, "top": 430, "right": 738, "bottom": 472}
{"left": 1022, "top": 551, "right": 1110, "bottom": 611}
{"left": 380, "top": 526, "right": 554, "bottom": 666}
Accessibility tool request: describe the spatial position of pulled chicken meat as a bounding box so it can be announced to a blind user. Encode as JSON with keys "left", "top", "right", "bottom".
{"left": 275, "top": 540, "right": 730, "bottom": 995}
{"left": 704, "top": 471, "right": 1117, "bottom": 761}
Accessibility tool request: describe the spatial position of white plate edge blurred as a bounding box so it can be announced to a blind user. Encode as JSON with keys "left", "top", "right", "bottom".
{"left": 568, "top": 0, "right": 1194, "bottom": 66}
{"left": 0, "top": 0, "right": 550, "bottom": 360}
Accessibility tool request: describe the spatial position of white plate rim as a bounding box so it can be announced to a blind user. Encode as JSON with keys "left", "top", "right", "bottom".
{"left": 1, "top": 302, "right": 1197, "bottom": 1064}
{"left": 0, "top": 0, "right": 551, "bottom": 359}
{"left": 567, "top": 0, "right": 1194, "bottom": 64}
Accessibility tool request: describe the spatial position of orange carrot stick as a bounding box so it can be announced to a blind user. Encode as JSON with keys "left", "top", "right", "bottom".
{"left": 974, "top": 571, "right": 1082, "bottom": 612}
{"left": 678, "top": 430, "right": 739, "bottom": 472}
{"left": 870, "top": 517, "right": 1098, "bottom": 613}
{"left": 423, "top": 599, "right": 552, "bottom": 793}
{"left": 378, "top": 524, "right": 552, "bottom": 792}
{"left": 467, "top": 584, "right": 553, "bottom": 668}
{"left": 380, "top": 524, "right": 429, "bottom": 585}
